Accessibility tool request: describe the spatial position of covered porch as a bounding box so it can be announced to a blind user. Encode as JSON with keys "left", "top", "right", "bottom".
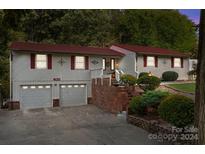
{"left": 90, "top": 57, "right": 125, "bottom": 85}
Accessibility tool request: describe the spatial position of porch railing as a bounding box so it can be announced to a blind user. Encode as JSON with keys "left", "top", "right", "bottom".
{"left": 115, "top": 69, "right": 125, "bottom": 82}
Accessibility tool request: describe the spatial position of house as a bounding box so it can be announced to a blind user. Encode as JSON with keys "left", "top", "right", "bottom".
{"left": 110, "top": 44, "right": 189, "bottom": 80}
{"left": 188, "top": 59, "right": 198, "bottom": 80}
{"left": 10, "top": 42, "right": 124, "bottom": 110}
{"left": 189, "top": 59, "right": 197, "bottom": 71}
{"left": 9, "top": 42, "right": 190, "bottom": 110}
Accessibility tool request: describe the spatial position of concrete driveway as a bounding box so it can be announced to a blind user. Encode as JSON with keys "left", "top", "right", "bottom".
{"left": 0, "top": 105, "right": 159, "bottom": 145}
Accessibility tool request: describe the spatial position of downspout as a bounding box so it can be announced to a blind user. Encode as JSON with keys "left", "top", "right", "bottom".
{"left": 10, "top": 51, "right": 12, "bottom": 101}
{"left": 135, "top": 53, "right": 139, "bottom": 78}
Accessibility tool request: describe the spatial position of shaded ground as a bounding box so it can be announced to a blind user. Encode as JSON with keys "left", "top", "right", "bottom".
{"left": 0, "top": 105, "right": 160, "bottom": 145}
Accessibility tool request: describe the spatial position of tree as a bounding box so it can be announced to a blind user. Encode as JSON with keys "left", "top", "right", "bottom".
{"left": 0, "top": 10, "right": 9, "bottom": 57}
{"left": 20, "top": 10, "right": 65, "bottom": 42}
{"left": 52, "top": 10, "right": 117, "bottom": 47}
{"left": 118, "top": 10, "right": 197, "bottom": 53}
{"left": 195, "top": 9, "right": 205, "bottom": 144}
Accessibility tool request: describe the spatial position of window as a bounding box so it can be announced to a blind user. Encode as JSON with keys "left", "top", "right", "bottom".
{"left": 174, "top": 58, "right": 181, "bottom": 67}
{"left": 67, "top": 85, "right": 72, "bottom": 88}
{"left": 75, "top": 56, "right": 85, "bottom": 69}
{"left": 147, "top": 56, "right": 155, "bottom": 67}
{"left": 30, "top": 86, "right": 36, "bottom": 89}
{"left": 61, "top": 85, "right": 66, "bottom": 88}
{"left": 45, "top": 85, "right": 51, "bottom": 88}
{"left": 22, "top": 86, "right": 28, "bottom": 89}
{"left": 36, "top": 54, "right": 47, "bottom": 69}
{"left": 102, "top": 58, "right": 106, "bottom": 70}
{"left": 111, "top": 58, "right": 115, "bottom": 70}
{"left": 38, "top": 86, "right": 43, "bottom": 89}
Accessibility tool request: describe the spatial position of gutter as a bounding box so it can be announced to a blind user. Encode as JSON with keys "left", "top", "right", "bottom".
{"left": 9, "top": 51, "right": 12, "bottom": 101}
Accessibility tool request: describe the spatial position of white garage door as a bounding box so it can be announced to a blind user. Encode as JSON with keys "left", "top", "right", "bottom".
{"left": 60, "top": 84, "right": 87, "bottom": 107}
{"left": 20, "top": 85, "right": 52, "bottom": 109}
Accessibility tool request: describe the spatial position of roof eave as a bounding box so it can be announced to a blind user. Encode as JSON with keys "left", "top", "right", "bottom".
{"left": 136, "top": 52, "right": 189, "bottom": 58}
{"left": 114, "top": 44, "right": 189, "bottom": 58}
{"left": 11, "top": 49, "right": 124, "bottom": 57}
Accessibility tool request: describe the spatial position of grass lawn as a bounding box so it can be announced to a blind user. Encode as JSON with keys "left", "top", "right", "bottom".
{"left": 168, "top": 83, "right": 196, "bottom": 93}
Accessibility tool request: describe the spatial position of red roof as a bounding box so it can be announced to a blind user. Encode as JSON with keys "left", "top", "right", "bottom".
{"left": 10, "top": 42, "right": 124, "bottom": 56}
{"left": 114, "top": 44, "right": 189, "bottom": 57}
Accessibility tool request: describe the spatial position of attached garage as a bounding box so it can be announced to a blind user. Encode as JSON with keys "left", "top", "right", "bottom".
{"left": 20, "top": 85, "right": 52, "bottom": 109}
{"left": 60, "top": 84, "right": 87, "bottom": 107}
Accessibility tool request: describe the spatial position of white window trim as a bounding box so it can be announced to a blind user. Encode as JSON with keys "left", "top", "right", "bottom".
{"left": 75, "top": 56, "right": 85, "bottom": 70}
{"left": 111, "top": 58, "right": 115, "bottom": 71}
{"left": 102, "top": 58, "right": 106, "bottom": 70}
{"left": 147, "top": 56, "right": 155, "bottom": 67}
{"left": 174, "top": 58, "right": 181, "bottom": 68}
{"left": 36, "top": 54, "right": 47, "bottom": 69}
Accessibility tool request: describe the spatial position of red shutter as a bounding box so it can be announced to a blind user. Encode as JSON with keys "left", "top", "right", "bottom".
{"left": 30, "top": 53, "right": 36, "bottom": 69}
{"left": 143, "top": 55, "right": 147, "bottom": 67}
{"left": 71, "top": 56, "right": 75, "bottom": 70}
{"left": 155, "top": 56, "right": 158, "bottom": 67}
{"left": 47, "top": 54, "right": 52, "bottom": 69}
{"left": 181, "top": 57, "right": 184, "bottom": 68}
{"left": 85, "top": 56, "right": 89, "bottom": 70}
{"left": 171, "top": 57, "right": 174, "bottom": 68}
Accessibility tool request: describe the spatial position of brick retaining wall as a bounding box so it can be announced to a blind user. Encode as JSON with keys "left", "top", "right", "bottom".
{"left": 91, "top": 78, "right": 143, "bottom": 113}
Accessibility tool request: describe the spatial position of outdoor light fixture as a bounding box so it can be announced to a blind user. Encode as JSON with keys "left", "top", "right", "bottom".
{"left": 148, "top": 71, "right": 152, "bottom": 76}
{"left": 115, "top": 63, "right": 119, "bottom": 69}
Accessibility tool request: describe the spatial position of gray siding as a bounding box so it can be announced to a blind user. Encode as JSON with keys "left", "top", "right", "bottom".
{"left": 136, "top": 55, "right": 189, "bottom": 80}
{"left": 11, "top": 51, "right": 104, "bottom": 101}
{"left": 111, "top": 45, "right": 189, "bottom": 80}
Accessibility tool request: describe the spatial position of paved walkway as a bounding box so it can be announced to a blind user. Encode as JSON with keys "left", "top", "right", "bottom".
{"left": 0, "top": 105, "right": 160, "bottom": 145}
{"left": 160, "top": 81, "right": 195, "bottom": 85}
{"left": 158, "top": 85, "right": 195, "bottom": 100}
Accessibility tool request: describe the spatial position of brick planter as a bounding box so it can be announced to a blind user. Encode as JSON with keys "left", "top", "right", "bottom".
{"left": 7, "top": 101, "right": 20, "bottom": 110}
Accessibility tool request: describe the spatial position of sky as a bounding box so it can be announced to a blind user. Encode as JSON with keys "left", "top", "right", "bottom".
{"left": 179, "top": 9, "right": 200, "bottom": 24}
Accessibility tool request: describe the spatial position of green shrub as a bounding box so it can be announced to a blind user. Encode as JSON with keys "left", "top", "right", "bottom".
{"left": 120, "top": 74, "right": 137, "bottom": 86}
{"left": 162, "top": 71, "right": 179, "bottom": 81}
{"left": 141, "top": 91, "right": 169, "bottom": 109}
{"left": 158, "top": 94, "right": 194, "bottom": 127}
{"left": 137, "top": 75, "right": 161, "bottom": 91}
{"left": 0, "top": 79, "right": 9, "bottom": 100}
{"left": 138, "top": 72, "right": 149, "bottom": 78}
{"left": 129, "top": 96, "right": 146, "bottom": 115}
